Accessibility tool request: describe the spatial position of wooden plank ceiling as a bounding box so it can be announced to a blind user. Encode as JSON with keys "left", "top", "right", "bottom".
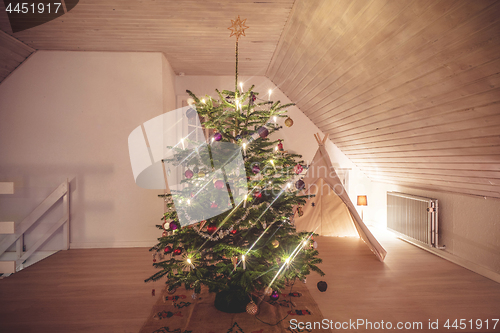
{"left": 268, "top": 0, "right": 500, "bottom": 199}
{"left": 0, "top": 30, "right": 34, "bottom": 83}
{"left": 0, "top": 0, "right": 294, "bottom": 81}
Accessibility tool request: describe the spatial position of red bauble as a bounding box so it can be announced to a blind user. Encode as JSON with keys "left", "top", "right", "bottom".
{"left": 173, "top": 247, "right": 182, "bottom": 255}
{"left": 162, "top": 231, "right": 168, "bottom": 237}
{"left": 294, "top": 164, "right": 303, "bottom": 174}
{"left": 214, "top": 180, "right": 225, "bottom": 189}
{"left": 278, "top": 139, "right": 284, "bottom": 151}
{"left": 254, "top": 192, "right": 262, "bottom": 199}
{"left": 207, "top": 223, "right": 217, "bottom": 234}
{"left": 231, "top": 229, "right": 238, "bottom": 235}
{"left": 185, "top": 169, "right": 194, "bottom": 179}
{"left": 164, "top": 246, "right": 172, "bottom": 253}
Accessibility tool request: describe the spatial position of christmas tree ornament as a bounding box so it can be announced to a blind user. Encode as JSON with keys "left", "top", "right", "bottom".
{"left": 214, "top": 132, "right": 222, "bottom": 141}
{"left": 250, "top": 92, "right": 256, "bottom": 103}
{"left": 246, "top": 301, "right": 258, "bottom": 315}
{"left": 214, "top": 180, "right": 225, "bottom": 190}
{"left": 169, "top": 221, "right": 178, "bottom": 231}
{"left": 285, "top": 117, "right": 294, "bottom": 127}
{"left": 313, "top": 241, "right": 318, "bottom": 249}
{"left": 152, "top": 289, "right": 156, "bottom": 296}
{"left": 191, "top": 293, "right": 197, "bottom": 300}
{"left": 186, "top": 107, "right": 197, "bottom": 119}
{"left": 207, "top": 223, "right": 218, "bottom": 234}
{"left": 264, "top": 287, "right": 273, "bottom": 296}
{"left": 254, "top": 191, "right": 262, "bottom": 199}
{"left": 257, "top": 126, "right": 269, "bottom": 138}
{"left": 295, "top": 179, "right": 305, "bottom": 190}
{"left": 162, "top": 220, "right": 169, "bottom": 230}
{"left": 153, "top": 258, "right": 156, "bottom": 263}
{"left": 297, "top": 206, "right": 304, "bottom": 217}
{"left": 198, "top": 171, "right": 206, "bottom": 178}
{"left": 303, "top": 278, "right": 307, "bottom": 284}
{"left": 231, "top": 228, "right": 238, "bottom": 235}
{"left": 278, "top": 139, "right": 284, "bottom": 151}
{"left": 271, "top": 240, "right": 279, "bottom": 248}
{"left": 317, "top": 281, "right": 328, "bottom": 292}
{"left": 173, "top": 247, "right": 183, "bottom": 255}
{"left": 294, "top": 164, "right": 303, "bottom": 174}
{"left": 164, "top": 246, "right": 172, "bottom": 254}
{"left": 251, "top": 164, "right": 260, "bottom": 174}
{"left": 193, "top": 166, "right": 199, "bottom": 173}
{"left": 210, "top": 202, "right": 218, "bottom": 209}
{"left": 184, "top": 169, "right": 194, "bottom": 179}
{"left": 270, "top": 290, "right": 280, "bottom": 301}
{"left": 162, "top": 231, "right": 168, "bottom": 237}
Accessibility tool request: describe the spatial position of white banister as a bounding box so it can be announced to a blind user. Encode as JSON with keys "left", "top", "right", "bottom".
{"left": 0, "top": 179, "right": 70, "bottom": 273}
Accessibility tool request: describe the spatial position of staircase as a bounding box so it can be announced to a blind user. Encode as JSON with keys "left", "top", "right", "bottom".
{"left": 0, "top": 180, "right": 70, "bottom": 276}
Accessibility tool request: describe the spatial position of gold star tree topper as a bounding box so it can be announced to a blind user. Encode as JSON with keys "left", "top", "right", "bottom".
{"left": 228, "top": 16, "right": 249, "bottom": 40}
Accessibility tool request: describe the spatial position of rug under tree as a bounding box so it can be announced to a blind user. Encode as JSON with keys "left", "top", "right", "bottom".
{"left": 139, "top": 279, "right": 332, "bottom": 333}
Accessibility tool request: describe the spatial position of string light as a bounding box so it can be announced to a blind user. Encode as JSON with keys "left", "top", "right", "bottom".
{"left": 201, "top": 99, "right": 206, "bottom": 104}
{"left": 268, "top": 89, "right": 272, "bottom": 101}
{"left": 242, "top": 142, "right": 247, "bottom": 156}
{"left": 239, "top": 82, "right": 243, "bottom": 91}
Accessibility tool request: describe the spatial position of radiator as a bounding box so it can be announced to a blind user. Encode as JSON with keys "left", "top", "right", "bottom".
{"left": 387, "top": 192, "right": 444, "bottom": 249}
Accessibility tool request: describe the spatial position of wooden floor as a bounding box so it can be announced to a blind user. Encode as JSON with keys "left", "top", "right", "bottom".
{"left": 306, "top": 230, "right": 500, "bottom": 333}
{"left": 1, "top": 232, "right": 499, "bottom": 333}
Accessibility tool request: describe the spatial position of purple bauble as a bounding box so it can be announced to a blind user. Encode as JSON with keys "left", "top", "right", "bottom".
{"left": 169, "top": 221, "right": 178, "bottom": 231}
{"left": 214, "top": 180, "right": 225, "bottom": 189}
{"left": 257, "top": 126, "right": 269, "bottom": 138}
{"left": 270, "top": 290, "right": 279, "bottom": 301}
{"left": 295, "top": 179, "right": 305, "bottom": 190}
{"left": 214, "top": 132, "right": 222, "bottom": 141}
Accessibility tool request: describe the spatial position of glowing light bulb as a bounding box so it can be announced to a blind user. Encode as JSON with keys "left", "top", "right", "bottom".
{"left": 187, "top": 258, "right": 192, "bottom": 264}
{"left": 242, "top": 255, "right": 246, "bottom": 269}
{"left": 211, "top": 137, "right": 215, "bottom": 143}
{"left": 287, "top": 182, "right": 292, "bottom": 188}
{"left": 201, "top": 99, "right": 206, "bottom": 104}
{"left": 239, "top": 82, "right": 243, "bottom": 91}
{"left": 268, "top": 89, "right": 272, "bottom": 101}
{"left": 273, "top": 116, "right": 277, "bottom": 123}
{"left": 242, "top": 143, "right": 247, "bottom": 156}
{"left": 187, "top": 199, "right": 191, "bottom": 205}
{"left": 275, "top": 146, "right": 278, "bottom": 152}
{"left": 285, "top": 257, "right": 290, "bottom": 264}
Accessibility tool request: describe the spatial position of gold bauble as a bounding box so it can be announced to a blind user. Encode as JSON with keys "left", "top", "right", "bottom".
{"left": 284, "top": 117, "right": 294, "bottom": 127}
{"left": 246, "top": 301, "right": 258, "bottom": 315}
{"left": 264, "top": 287, "right": 273, "bottom": 296}
{"left": 198, "top": 172, "right": 205, "bottom": 178}
{"left": 271, "top": 240, "right": 279, "bottom": 248}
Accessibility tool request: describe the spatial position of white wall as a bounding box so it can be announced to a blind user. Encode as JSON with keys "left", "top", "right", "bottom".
{"left": 0, "top": 51, "right": 176, "bottom": 249}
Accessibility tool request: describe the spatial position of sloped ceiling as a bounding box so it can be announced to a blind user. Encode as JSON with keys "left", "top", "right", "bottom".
{"left": 0, "top": 0, "right": 294, "bottom": 79}
{"left": 0, "top": 30, "right": 34, "bottom": 83}
{"left": 267, "top": 0, "right": 500, "bottom": 199}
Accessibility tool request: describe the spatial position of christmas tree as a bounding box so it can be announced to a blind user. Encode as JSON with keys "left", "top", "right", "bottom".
{"left": 145, "top": 16, "right": 324, "bottom": 313}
